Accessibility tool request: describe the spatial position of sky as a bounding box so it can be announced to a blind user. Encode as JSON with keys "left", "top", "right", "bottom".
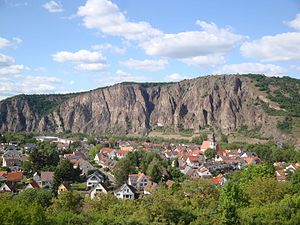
{"left": 0, "top": 0, "right": 300, "bottom": 99}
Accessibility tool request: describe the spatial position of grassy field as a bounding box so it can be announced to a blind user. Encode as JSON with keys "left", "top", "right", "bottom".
{"left": 228, "top": 132, "right": 269, "bottom": 145}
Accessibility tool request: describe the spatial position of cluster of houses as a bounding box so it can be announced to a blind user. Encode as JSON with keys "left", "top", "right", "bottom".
{"left": 275, "top": 162, "right": 300, "bottom": 181}
{"left": 162, "top": 135, "right": 261, "bottom": 185}
{"left": 1, "top": 134, "right": 299, "bottom": 201}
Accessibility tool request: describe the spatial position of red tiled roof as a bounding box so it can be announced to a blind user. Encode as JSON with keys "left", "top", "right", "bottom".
{"left": 0, "top": 171, "right": 7, "bottom": 177}
{"left": 6, "top": 171, "right": 23, "bottom": 182}
{"left": 100, "top": 147, "right": 113, "bottom": 154}
{"left": 166, "top": 180, "right": 175, "bottom": 188}
{"left": 187, "top": 156, "right": 199, "bottom": 162}
{"left": 120, "top": 146, "right": 133, "bottom": 152}
{"left": 201, "top": 141, "right": 211, "bottom": 150}
{"left": 41, "top": 172, "right": 54, "bottom": 182}
{"left": 276, "top": 170, "right": 285, "bottom": 176}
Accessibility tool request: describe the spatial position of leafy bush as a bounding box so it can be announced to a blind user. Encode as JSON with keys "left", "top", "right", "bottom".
{"left": 277, "top": 117, "right": 293, "bottom": 133}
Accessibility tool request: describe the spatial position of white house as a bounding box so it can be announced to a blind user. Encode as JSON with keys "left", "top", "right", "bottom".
{"left": 90, "top": 183, "right": 108, "bottom": 200}
{"left": 86, "top": 171, "right": 104, "bottom": 188}
{"left": 198, "top": 167, "right": 212, "bottom": 178}
{"left": 0, "top": 183, "right": 13, "bottom": 192}
{"left": 128, "top": 173, "right": 150, "bottom": 191}
{"left": 114, "top": 184, "right": 137, "bottom": 200}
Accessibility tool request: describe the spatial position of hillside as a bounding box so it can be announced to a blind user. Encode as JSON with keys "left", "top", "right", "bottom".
{"left": 0, "top": 74, "right": 299, "bottom": 142}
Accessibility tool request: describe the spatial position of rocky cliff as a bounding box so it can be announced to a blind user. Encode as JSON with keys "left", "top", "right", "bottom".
{"left": 0, "top": 75, "right": 291, "bottom": 139}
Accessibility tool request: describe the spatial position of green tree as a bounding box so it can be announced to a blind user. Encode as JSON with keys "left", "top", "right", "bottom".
{"left": 48, "top": 191, "right": 83, "bottom": 214}
{"left": 192, "top": 132, "right": 208, "bottom": 145}
{"left": 113, "top": 158, "right": 136, "bottom": 186}
{"left": 88, "top": 144, "right": 102, "bottom": 160}
{"left": 291, "top": 169, "right": 300, "bottom": 193}
{"left": 204, "top": 148, "right": 216, "bottom": 160}
{"left": 29, "top": 141, "right": 59, "bottom": 172}
{"left": 220, "top": 181, "right": 248, "bottom": 225}
{"left": 52, "top": 159, "right": 81, "bottom": 193}
{"left": 239, "top": 163, "right": 274, "bottom": 188}
{"left": 108, "top": 136, "right": 116, "bottom": 148}
{"left": 15, "top": 189, "right": 53, "bottom": 208}
{"left": 87, "top": 137, "right": 96, "bottom": 145}
{"left": 244, "top": 177, "right": 291, "bottom": 206}
{"left": 147, "top": 158, "right": 163, "bottom": 183}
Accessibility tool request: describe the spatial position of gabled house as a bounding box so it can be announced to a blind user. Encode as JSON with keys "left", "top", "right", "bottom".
{"left": 25, "top": 180, "right": 40, "bottom": 189}
{"left": 40, "top": 172, "right": 54, "bottom": 188}
{"left": 116, "top": 150, "right": 129, "bottom": 159}
{"left": 186, "top": 156, "right": 200, "bottom": 168}
{"left": 33, "top": 172, "right": 41, "bottom": 185}
{"left": 6, "top": 171, "right": 23, "bottom": 185}
{"left": 201, "top": 134, "right": 217, "bottom": 151}
{"left": 244, "top": 156, "right": 261, "bottom": 165}
{"left": 57, "top": 182, "right": 71, "bottom": 195}
{"left": 0, "top": 183, "right": 14, "bottom": 193}
{"left": 90, "top": 183, "right": 108, "bottom": 200}
{"left": 94, "top": 153, "right": 117, "bottom": 170}
{"left": 73, "top": 158, "right": 95, "bottom": 175}
{"left": 2, "top": 150, "right": 26, "bottom": 169}
{"left": 285, "top": 164, "right": 300, "bottom": 173}
{"left": 212, "top": 174, "right": 227, "bottom": 186}
{"left": 198, "top": 167, "right": 212, "bottom": 178}
{"left": 128, "top": 173, "right": 150, "bottom": 191}
{"left": 166, "top": 180, "right": 175, "bottom": 188}
{"left": 86, "top": 171, "right": 104, "bottom": 188}
{"left": 143, "top": 181, "right": 158, "bottom": 195}
{"left": 276, "top": 170, "right": 286, "bottom": 181}
{"left": 114, "top": 183, "right": 138, "bottom": 200}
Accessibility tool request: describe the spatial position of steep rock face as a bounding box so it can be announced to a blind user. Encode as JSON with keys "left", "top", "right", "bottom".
{"left": 0, "top": 96, "right": 38, "bottom": 132}
{"left": 0, "top": 75, "right": 279, "bottom": 137}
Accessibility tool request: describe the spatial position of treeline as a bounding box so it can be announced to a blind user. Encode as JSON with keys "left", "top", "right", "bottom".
{"left": 1, "top": 163, "right": 300, "bottom": 224}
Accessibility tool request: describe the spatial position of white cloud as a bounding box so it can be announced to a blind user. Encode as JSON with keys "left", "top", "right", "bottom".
{"left": 0, "top": 53, "right": 30, "bottom": 75}
{"left": 165, "top": 73, "right": 189, "bottom": 82}
{"left": 20, "top": 75, "right": 63, "bottom": 83}
{"left": 92, "top": 43, "right": 126, "bottom": 54}
{"left": 77, "top": 1, "right": 244, "bottom": 67}
{"left": 0, "top": 75, "right": 64, "bottom": 97}
{"left": 53, "top": 49, "right": 107, "bottom": 71}
{"left": 77, "top": 0, "right": 162, "bottom": 41}
{"left": 0, "top": 37, "right": 22, "bottom": 49}
{"left": 0, "top": 53, "right": 15, "bottom": 66}
{"left": 141, "top": 21, "right": 244, "bottom": 59}
{"left": 43, "top": 1, "right": 63, "bottom": 13}
{"left": 120, "top": 58, "right": 168, "bottom": 71}
{"left": 97, "top": 69, "right": 147, "bottom": 86}
{"left": 76, "top": 63, "right": 107, "bottom": 71}
{"left": 53, "top": 49, "right": 105, "bottom": 63}
{"left": 240, "top": 32, "right": 300, "bottom": 62}
{"left": 287, "top": 14, "right": 300, "bottom": 31}
{"left": 214, "top": 63, "right": 287, "bottom": 76}
{"left": 180, "top": 55, "right": 226, "bottom": 67}
{"left": 290, "top": 65, "right": 300, "bottom": 72}
{"left": 0, "top": 64, "right": 30, "bottom": 75}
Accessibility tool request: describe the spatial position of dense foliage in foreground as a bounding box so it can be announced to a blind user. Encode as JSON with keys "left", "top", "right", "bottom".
{"left": 1, "top": 164, "right": 300, "bottom": 225}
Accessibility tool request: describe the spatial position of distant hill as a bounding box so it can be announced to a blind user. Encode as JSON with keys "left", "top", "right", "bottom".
{"left": 0, "top": 74, "right": 299, "bottom": 142}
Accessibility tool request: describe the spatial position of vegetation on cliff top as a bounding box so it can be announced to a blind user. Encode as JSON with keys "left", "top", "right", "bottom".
{"left": 248, "top": 74, "right": 300, "bottom": 117}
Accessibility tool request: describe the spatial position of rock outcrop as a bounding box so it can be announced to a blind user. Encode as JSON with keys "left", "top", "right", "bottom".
{"left": 0, "top": 75, "right": 283, "bottom": 138}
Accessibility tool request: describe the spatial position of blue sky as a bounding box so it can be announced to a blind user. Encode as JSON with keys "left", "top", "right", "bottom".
{"left": 0, "top": 0, "right": 300, "bottom": 99}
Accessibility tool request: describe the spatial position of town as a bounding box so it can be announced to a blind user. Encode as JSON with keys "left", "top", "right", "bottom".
{"left": 0, "top": 132, "right": 297, "bottom": 199}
